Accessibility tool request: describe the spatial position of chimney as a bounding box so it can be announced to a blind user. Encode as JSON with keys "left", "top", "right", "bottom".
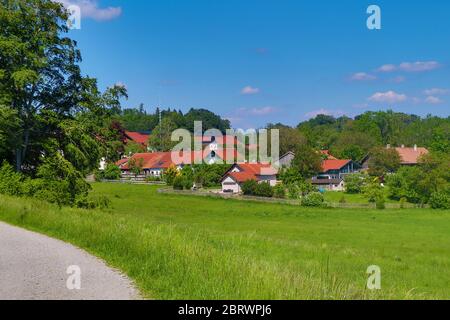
{"left": 414, "top": 144, "right": 417, "bottom": 151}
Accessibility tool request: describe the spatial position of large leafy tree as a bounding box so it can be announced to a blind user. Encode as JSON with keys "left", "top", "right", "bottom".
{"left": 0, "top": 0, "right": 125, "bottom": 173}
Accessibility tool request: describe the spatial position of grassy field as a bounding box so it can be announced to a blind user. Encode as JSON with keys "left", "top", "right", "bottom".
{"left": 323, "top": 190, "right": 403, "bottom": 204}
{"left": 0, "top": 182, "right": 449, "bottom": 299}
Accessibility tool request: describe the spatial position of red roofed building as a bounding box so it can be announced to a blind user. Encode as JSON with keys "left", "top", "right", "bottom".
{"left": 394, "top": 145, "right": 429, "bottom": 165}
{"left": 221, "top": 163, "right": 278, "bottom": 193}
{"left": 360, "top": 145, "right": 430, "bottom": 171}
{"left": 124, "top": 131, "right": 150, "bottom": 149}
{"left": 118, "top": 148, "right": 245, "bottom": 177}
{"left": 319, "top": 159, "right": 357, "bottom": 179}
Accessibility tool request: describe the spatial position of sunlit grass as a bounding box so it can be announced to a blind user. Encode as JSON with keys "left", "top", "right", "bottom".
{"left": 0, "top": 183, "right": 449, "bottom": 299}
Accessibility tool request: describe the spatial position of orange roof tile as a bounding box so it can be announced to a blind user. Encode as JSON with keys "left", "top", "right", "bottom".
{"left": 321, "top": 159, "right": 351, "bottom": 172}
{"left": 125, "top": 131, "right": 150, "bottom": 145}
{"left": 394, "top": 147, "right": 429, "bottom": 165}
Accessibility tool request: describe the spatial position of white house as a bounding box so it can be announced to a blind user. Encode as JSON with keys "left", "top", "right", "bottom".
{"left": 221, "top": 163, "right": 278, "bottom": 193}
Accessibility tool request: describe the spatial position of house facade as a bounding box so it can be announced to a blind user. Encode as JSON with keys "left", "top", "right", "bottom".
{"left": 221, "top": 163, "right": 278, "bottom": 193}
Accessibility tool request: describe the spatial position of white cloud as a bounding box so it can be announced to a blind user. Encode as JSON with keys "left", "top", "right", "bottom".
{"left": 249, "top": 106, "right": 276, "bottom": 115}
{"left": 237, "top": 106, "right": 276, "bottom": 116}
{"left": 377, "top": 61, "right": 441, "bottom": 73}
{"left": 350, "top": 72, "right": 376, "bottom": 81}
{"left": 399, "top": 61, "right": 440, "bottom": 72}
{"left": 389, "top": 76, "right": 406, "bottom": 83}
{"left": 55, "top": 0, "right": 122, "bottom": 21}
{"left": 368, "top": 91, "right": 407, "bottom": 103}
{"left": 240, "top": 86, "right": 260, "bottom": 95}
{"left": 377, "top": 64, "right": 397, "bottom": 72}
{"left": 424, "top": 88, "right": 449, "bottom": 96}
{"left": 425, "top": 96, "right": 443, "bottom": 104}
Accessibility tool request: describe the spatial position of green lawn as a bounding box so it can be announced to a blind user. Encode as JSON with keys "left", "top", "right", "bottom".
{"left": 323, "top": 190, "right": 403, "bottom": 204}
{"left": 0, "top": 182, "right": 449, "bottom": 299}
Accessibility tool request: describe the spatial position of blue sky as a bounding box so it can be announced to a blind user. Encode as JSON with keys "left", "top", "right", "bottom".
{"left": 65, "top": 0, "right": 450, "bottom": 128}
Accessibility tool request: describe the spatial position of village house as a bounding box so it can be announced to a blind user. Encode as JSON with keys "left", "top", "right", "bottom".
{"left": 360, "top": 144, "right": 429, "bottom": 171}
{"left": 118, "top": 148, "right": 243, "bottom": 177}
{"left": 124, "top": 131, "right": 151, "bottom": 151}
{"left": 311, "top": 155, "right": 359, "bottom": 191}
{"left": 221, "top": 163, "right": 278, "bottom": 193}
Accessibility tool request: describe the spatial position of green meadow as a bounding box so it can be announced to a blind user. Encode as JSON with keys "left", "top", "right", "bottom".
{"left": 0, "top": 182, "right": 449, "bottom": 299}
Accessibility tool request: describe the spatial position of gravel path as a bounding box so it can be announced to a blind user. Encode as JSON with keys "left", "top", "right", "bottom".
{"left": 0, "top": 222, "right": 140, "bottom": 300}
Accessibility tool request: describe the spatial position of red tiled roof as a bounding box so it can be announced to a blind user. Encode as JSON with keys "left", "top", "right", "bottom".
{"left": 121, "top": 149, "right": 246, "bottom": 170}
{"left": 394, "top": 147, "right": 429, "bottom": 165}
{"left": 223, "top": 163, "right": 278, "bottom": 183}
{"left": 321, "top": 159, "right": 351, "bottom": 172}
{"left": 125, "top": 131, "right": 150, "bottom": 146}
{"left": 115, "top": 158, "right": 129, "bottom": 168}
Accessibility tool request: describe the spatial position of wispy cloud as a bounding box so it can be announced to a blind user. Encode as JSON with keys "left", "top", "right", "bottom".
{"left": 350, "top": 72, "right": 376, "bottom": 81}
{"left": 425, "top": 96, "right": 443, "bottom": 104}
{"left": 55, "top": 0, "right": 122, "bottom": 21}
{"left": 424, "top": 88, "right": 449, "bottom": 96}
{"left": 237, "top": 106, "right": 276, "bottom": 116}
{"left": 377, "top": 64, "right": 397, "bottom": 72}
{"left": 377, "top": 61, "right": 441, "bottom": 73}
{"left": 240, "top": 86, "right": 260, "bottom": 95}
{"left": 389, "top": 76, "right": 406, "bottom": 83}
{"left": 368, "top": 91, "right": 407, "bottom": 103}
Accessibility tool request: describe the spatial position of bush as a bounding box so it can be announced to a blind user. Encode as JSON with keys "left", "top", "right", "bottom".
{"left": 376, "top": 198, "right": 386, "bottom": 210}
{"left": 172, "top": 176, "right": 185, "bottom": 190}
{"left": 145, "top": 175, "right": 161, "bottom": 182}
{"left": 344, "top": 173, "right": 366, "bottom": 194}
{"left": 183, "top": 178, "right": 194, "bottom": 190}
{"left": 0, "top": 161, "right": 23, "bottom": 196}
{"left": 363, "top": 182, "right": 384, "bottom": 203}
{"left": 164, "top": 165, "right": 179, "bottom": 185}
{"left": 102, "top": 164, "right": 121, "bottom": 180}
{"left": 241, "top": 180, "right": 258, "bottom": 196}
{"left": 286, "top": 183, "right": 300, "bottom": 199}
{"left": 254, "top": 182, "right": 274, "bottom": 198}
{"left": 339, "top": 196, "right": 346, "bottom": 204}
{"left": 399, "top": 197, "right": 407, "bottom": 209}
{"left": 429, "top": 191, "right": 450, "bottom": 209}
{"left": 301, "top": 192, "right": 324, "bottom": 207}
{"left": 273, "top": 184, "right": 286, "bottom": 199}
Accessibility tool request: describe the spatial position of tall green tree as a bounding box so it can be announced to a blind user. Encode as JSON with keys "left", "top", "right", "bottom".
{"left": 0, "top": 0, "right": 126, "bottom": 173}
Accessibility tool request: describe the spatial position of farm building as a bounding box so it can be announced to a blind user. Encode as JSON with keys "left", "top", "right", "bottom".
{"left": 360, "top": 145, "right": 429, "bottom": 170}
{"left": 221, "top": 163, "right": 278, "bottom": 193}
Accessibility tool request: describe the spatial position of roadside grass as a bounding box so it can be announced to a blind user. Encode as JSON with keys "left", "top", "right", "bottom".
{"left": 0, "top": 183, "right": 449, "bottom": 299}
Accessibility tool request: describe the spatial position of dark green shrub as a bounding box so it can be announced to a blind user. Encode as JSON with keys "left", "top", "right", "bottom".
{"left": 102, "top": 164, "right": 121, "bottom": 180}
{"left": 254, "top": 182, "right": 274, "bottom": 198}
{"left": 301, "top": 192, "right": 324, "bottom": 207}
{"left": 0, "top": 161, "right": 24, "bottom": 196}
{"left": 241, "top": 180, "right": 258, "bottom": 196}
{"left": 429, "top": 191, "right": 450, "bottom": 209}
{"left": 344, "top": 173, "right": 366, "bottom": 194}
{"left": 286, "top": 183, "right": 300, "bottom": 199}
{"left": 183, "top": 178, "right": 194, "bottom": 190}
{"left": 273, "top": 184, "right": 286, "bottom": 199}
{"left": 172, "top": 176, "right": 185, "bottom": 190}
